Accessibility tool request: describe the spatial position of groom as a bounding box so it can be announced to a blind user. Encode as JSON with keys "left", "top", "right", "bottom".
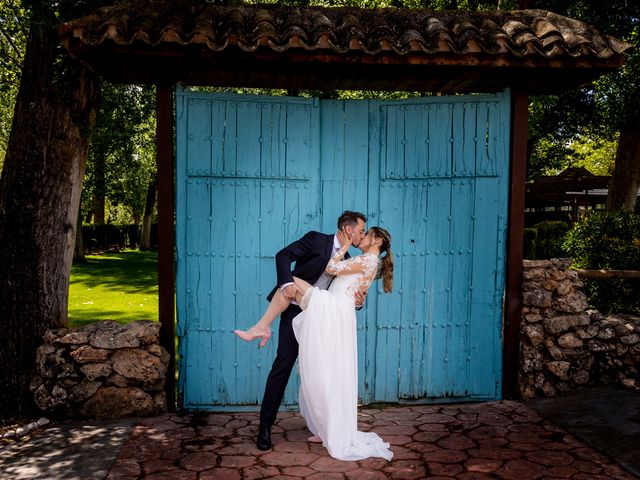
{"left": 257, "top": 210, "right": 367, "bottom": 450}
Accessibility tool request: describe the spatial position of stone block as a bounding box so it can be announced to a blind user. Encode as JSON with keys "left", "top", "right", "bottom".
{"left": 80, "top": 363, "right": 112, "bottom": 381}
{"left": 541, "top": 381, "right": 557, "bottom": 397}
{"left": 543, "top": 313, "right": 590, "bottom": 335}
{"left": 91, "top": 329, "right": 140, "bottom": 349}
{"left": 69, "top": 379, "right": 101, "bottom": 402}
{"left": 545, "top": 361, "right": 571, "bottom": 380}
{"left": 597, "top": 327, "right": 616, "bottom": 340}
{"left": 58, "top": 331, "right": 90, "bottom": 345}
{"left": 557, "top": 333, "right": 583, "bottom": 349}
{"left": 523, "top": 289, "right": 553, "bottom": 308}
{"left": 33, "top": 320, "right": 170, "bottom": 418}
{"left": 523, "top": 260, "right": 551, "bottom": 268}
{"left": 551, "top": 258, "right": 572, "bottom": 269}
{"left": 523, "top": 268, "right": 546, "bottom": 281}
{"left": 620, "top": 334, "right": 640, "bottom": 345}
{"left": 106, "top": 373, "right": 130, "bottom": 387}
{"left": 112, "top": 349, "right": 167, "bottom": 385}
{"left": 572, "top": 370, "right": 589, "bottom": 385}
{"left": 556, "top": 279, "right": 572, "bottom": 296}
{"left": 125, "top": 321, "right": 161, "bottom": 345}
{"left": 523, "top": 324, "right": 544, "bottom": 347}
{"left": 548, "top": 269, "right": 567, "bottom": 281}
{"left": 81, "top": 386, "right": 157, "bottom": 418}
{"left": 553, "top": 291, "right": 588, "bottom": 313}
{"left": 70, "top": 345, "right": 110, "bottom": 364}
{"left": 613, "top": 322, "right": 635, "bottom": 337}
{"left": 544, "top": 339, "right": 563, "bottom": 360}
{"left": 586, "top": 339, "right": 612, "bottom": 352}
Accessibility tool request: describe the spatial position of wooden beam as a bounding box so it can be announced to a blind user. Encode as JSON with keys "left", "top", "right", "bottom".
{"left": 503, "top": 90, "right": 528, "bottom": 399}
{"left": 575, "top": 269, "right": 640, "bottom": 279}
{"left": 156, "top": 84, "right": 176, "bottom": 411}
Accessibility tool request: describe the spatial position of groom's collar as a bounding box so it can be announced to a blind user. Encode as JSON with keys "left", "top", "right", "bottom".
{"left": 332, "top": 234, "right": 341, "bottom": 251}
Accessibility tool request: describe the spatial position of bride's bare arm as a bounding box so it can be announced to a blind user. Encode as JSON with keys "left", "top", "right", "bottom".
{"left": 292, "top": 277, "right": 313, "bottom": 304}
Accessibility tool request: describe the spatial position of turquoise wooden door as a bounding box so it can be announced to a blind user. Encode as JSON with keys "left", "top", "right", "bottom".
{"left": 176, "top": 89, "right": 510, "bottom": 410}
{"left": 369, "top": 99, "right": 509, "bottom": 402}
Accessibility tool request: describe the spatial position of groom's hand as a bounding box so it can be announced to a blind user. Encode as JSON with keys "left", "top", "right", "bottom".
{"left": 337, "top": 228, "right": 350, "bottom": 248}
{"left": 354, "top": 288, "right": 367, "bottom": 308}
{"left": 282, "top": 284, "right": 301, "bottom": 300}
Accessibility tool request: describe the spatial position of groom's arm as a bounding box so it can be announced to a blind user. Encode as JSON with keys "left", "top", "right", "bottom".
{"left": 275, "top": 231, "right": 320, "bottom": 288}
{"left": 354, "top": 289, "right": 367, "bottom": 310}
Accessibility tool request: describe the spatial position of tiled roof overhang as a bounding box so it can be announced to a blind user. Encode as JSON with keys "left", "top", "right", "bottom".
{"left": 58, "top": 2, "right": 631, "bottom": 93}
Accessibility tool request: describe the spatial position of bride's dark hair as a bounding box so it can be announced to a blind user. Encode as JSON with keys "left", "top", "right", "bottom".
{"left": 370, "top": 227, "right": 393, "bottom": 293}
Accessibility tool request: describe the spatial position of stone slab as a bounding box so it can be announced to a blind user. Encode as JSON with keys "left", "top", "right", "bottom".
{"left": 0, "top": 417, "right": 138, "bottom": 480}
{"left": 527, "top": 387, "right": 640, "bottom": 478}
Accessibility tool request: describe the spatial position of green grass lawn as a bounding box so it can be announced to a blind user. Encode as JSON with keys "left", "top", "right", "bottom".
{"left": 68, "top": 250, "right": 158, "bottom": 328}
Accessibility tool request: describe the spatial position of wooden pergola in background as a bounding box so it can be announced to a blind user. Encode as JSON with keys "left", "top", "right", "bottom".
{"left": 58, "top": 2, "right": 630, "bottom": 406}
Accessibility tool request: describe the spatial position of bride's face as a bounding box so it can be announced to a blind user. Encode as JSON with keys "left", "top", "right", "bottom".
{"left": 360, "top": 230, "right": 376, "bottom": 251}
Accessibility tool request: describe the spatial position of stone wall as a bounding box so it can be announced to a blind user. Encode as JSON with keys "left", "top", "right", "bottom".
{"left": 31, "top": 320, "right": 170, "bottom": 418}
{"left": 519, "top": 259, "right": 640, "bottom": 399}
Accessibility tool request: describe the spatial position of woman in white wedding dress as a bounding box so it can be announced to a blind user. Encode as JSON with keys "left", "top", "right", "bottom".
{"left": 235, "top": 227, "right": 394, "bottom": 461}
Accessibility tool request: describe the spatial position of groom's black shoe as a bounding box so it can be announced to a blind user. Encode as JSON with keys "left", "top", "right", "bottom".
{"left": 257, "top": 423, "right": 272, "bottom": 451}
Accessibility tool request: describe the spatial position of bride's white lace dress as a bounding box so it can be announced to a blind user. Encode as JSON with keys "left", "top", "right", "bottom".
{"left": 292, "top": 249, "right": 394, "bottom": 462}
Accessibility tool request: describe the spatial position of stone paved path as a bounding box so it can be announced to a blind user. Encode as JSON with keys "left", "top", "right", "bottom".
{"left": 106, "top": 401, "right": 636, "bottom": 480}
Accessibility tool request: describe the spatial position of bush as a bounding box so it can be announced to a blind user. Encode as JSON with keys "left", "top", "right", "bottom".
{"left": 563, "top": 210, "right": 640, "bottom": 314}
{"left": 523, "top": 227, "right": 537, "bottom": 259}
{"left": 81, "top": 224, "right": 158, "bottom": 251}
{"left": 523, "top": 221, "right": 570, "bottom": 260}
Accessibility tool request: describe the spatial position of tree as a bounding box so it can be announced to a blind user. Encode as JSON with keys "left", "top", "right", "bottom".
{"left": 140, "top": 174, "right": 157, "bottom": 250}
{"left": 82, "top": 82, "right": 156, "bottom": 228}
{"left": 0, "top": 0, "right": 27, "bottom": 170}
{"left": 0, "top": 0, "right": 103, "bottom": 416}
{"left": 526, "top": 0, "right": 640, "bottom": 210}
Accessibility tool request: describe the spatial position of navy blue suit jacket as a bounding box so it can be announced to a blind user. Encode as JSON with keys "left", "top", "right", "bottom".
{"left": 267, "top": 231, "right": 349, "bottom": 302}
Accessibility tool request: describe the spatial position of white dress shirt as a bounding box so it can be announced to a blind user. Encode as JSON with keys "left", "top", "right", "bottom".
{"left": 280, "top": 234, "right": 341, "bottom": 305}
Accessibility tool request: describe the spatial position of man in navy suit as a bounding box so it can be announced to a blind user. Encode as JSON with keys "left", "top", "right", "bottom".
{"left": 257, "top": 210, "right": 367, "bottom": 450}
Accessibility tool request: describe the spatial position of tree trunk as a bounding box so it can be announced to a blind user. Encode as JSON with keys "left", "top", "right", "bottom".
{"left": 0, "top": 20, "right": 98, "bottom": 416}
{"left": 74, "top": 208, "right": 86, "bottom": 263}
{"left": 606, "top": 124, "right": 640, "bottom": 212}
{"left": 90, "top": 153, "right": 106, "bottom": 224}
{"left": 140, "top": 175, "right": 157, "bottom": 251}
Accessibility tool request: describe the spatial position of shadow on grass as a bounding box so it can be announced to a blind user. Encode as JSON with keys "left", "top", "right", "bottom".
{"left": 71, "top": 250, "right": 158, "bottom": 293}
{"left": 69, "top": 250, "right": 158, "bottom": 328}
{"left": 68, "top": 310, "right": 156, "bottom": 328}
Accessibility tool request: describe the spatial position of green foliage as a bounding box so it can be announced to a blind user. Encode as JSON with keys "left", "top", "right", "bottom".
{"left": 536, "top": 135, "right": 617, "bottom": 177}
{"left": 523, "top": 221, "right": 570, "bottom": 260}
{"left": 563, "top": 211, "right": 640, "bottom": 269}
{"left": 82, "top": 81, "right": 157, "bottom": 224}
{"left": 523, "top": 227, "right": 537, "bottom": 259}
{"left": 563, "top": 211, "right": 640, "bottom": 313}
{"left": 526, "top": 0, "right": 640, "bottom": 180}
{"left": 82, "top": 223, "right": 141, "bottom": 250}
{"left": 0, "top": 0, "right": 28, "bottom": 168}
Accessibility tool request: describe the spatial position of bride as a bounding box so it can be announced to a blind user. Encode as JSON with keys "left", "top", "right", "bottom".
{"left": 235, "top": 226, "right": 394, "bottom": 461}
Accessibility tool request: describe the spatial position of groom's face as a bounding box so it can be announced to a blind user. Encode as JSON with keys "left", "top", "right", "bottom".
{"left": 349, "top": 219, "right": 366, "bottom": 247}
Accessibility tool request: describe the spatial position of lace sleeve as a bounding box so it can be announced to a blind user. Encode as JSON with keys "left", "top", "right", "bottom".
{"left": 357, "top": 255, "right": 378, "bottom": 292}
{"left": 326, "top": 251, "right": 378, "bottom": 283}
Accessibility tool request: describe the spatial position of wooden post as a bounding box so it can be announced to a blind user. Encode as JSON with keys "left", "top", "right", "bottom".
{"left": 156, "top": 84, "right": 176, "bottom": 411}
{"left": 503, "top": 90, "right": 528, "bottom": 399}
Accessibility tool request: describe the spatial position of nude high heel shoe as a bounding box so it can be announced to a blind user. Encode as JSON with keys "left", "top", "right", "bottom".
{"left": 234, "top": 326, "right": 272, "bottom": 347}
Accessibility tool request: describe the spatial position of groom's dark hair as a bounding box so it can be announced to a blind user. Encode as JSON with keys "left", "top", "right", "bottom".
{"left": 337, "top": 210, "right": 367, "bottom": 230}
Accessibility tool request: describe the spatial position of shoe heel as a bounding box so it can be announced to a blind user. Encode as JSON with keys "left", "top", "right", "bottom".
{"left": 258, "top": 329, "right": 272, "bottom": 348}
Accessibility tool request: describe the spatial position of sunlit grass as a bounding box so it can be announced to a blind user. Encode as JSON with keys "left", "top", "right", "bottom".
{"left": 68, "top": 250, "right": 158, "bottom": 328}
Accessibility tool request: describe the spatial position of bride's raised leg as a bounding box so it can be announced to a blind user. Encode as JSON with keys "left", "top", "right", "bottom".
{"left": 234, "top": 277, "right": 312, "bottom": 347}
